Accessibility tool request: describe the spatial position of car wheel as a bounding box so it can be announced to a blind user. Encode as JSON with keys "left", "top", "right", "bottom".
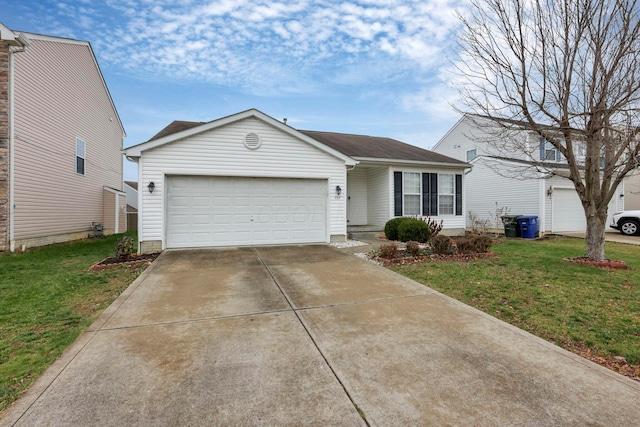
{"left": 619, "top": 220, "right": 640, "bottom": 236}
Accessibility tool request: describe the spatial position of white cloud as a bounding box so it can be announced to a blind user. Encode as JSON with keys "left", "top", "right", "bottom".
{"left": 27, "top": 0, "right": 468, "bottom": 115}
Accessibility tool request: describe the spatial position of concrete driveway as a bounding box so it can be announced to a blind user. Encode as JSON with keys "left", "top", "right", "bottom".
{"left": 3, "top": 245, "right": 640, "bottom": 426}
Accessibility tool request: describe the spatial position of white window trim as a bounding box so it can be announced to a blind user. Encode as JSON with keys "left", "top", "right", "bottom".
{"left": 76, "top": 137, "right": 86, "bottom": 176}
{"left": 438, "top": 173, "right": 455, "bottom": 216}
{"left": 466, "top": 148, "right": 477, "bottom": 162}
{"left": 403, "top": 171, "right": 421, "bottom": 216}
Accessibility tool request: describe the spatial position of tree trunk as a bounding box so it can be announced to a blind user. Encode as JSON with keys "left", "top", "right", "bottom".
{"left": 584, "top": 210, "right": 607, "bottom": 261}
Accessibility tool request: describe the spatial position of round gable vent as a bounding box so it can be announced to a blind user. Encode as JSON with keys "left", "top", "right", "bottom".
{"left": 244, "top": 133, "right": 261, "bottom": 150}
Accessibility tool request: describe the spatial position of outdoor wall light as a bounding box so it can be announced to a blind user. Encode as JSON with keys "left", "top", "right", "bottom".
{"left": 148, "top": 181, "right": 155, "bottom": 193}
{"left": 336, "top": 185, "right": 342, "bottom": 196}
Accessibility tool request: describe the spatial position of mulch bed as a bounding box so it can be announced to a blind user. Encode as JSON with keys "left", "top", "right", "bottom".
{"left": 90, "top": 253, "right": 160, "bottom": 270}
{"left": 562, "top": 257, "right": 628, "bottom": 269}
{"left": 376, "top": 251, "right": 495, "bottom": 266}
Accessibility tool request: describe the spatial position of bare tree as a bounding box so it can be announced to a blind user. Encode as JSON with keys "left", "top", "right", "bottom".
{"left": 455, "top": 0, "right": 640, "bottom": 260}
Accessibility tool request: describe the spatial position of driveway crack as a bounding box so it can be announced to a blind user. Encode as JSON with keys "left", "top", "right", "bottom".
{"left": 253, "top": 248, "right": 370, "bottom": 426}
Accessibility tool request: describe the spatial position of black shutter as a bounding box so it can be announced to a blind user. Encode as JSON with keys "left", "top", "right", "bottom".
{"left": 429, "top": 173, "right": 438, "bottom": 216}
{"left": 394, "top": 171, "right": 403, "bottom": 216}
{"left": 422, "top": 173, "right": 429, "bottom": 216}
{"left": 455, "top": 174, "right": 462, "bottom": 216}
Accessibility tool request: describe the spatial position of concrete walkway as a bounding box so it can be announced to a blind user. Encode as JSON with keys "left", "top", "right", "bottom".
{"left": 3, "top": 245, "right": 640, "bottom": 426}
{"left": 559, "top": 230, "right": 640, "bottom": 245}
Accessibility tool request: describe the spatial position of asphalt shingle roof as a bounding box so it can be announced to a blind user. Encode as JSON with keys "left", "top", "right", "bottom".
{"left": 299, "top": 130, "right": 466, "bottom": 165}
{"left": 148, "top": 120, "right": 467, "bottom": 165}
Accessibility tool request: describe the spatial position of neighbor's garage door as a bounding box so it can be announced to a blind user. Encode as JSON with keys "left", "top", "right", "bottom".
{"left": 166, "top": 176, "right": 327, "bottom": 248}
{"left": 552, "top": 188, "right": 586, "bottom": 232}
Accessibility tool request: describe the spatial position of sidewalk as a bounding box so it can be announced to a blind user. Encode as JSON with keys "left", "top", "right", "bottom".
{"left": 558, "top": 230, "right": 640, "bottom": 245}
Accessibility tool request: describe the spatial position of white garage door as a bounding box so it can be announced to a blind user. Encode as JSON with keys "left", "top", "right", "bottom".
{"left": 552, "top": 188, "right": 586, "bottom": 232}
{"left": 167, "top": 176, "right": 327, "bottom": 248}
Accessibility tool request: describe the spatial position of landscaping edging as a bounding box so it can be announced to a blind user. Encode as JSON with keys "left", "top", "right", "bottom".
{"left": 90, "top": 253, "right": 160, "bottom": 270}
{"left": 562, "top": 257, "right": 628, "bottom": 269}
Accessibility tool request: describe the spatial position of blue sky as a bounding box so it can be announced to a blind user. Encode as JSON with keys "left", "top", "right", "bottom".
{"left": 3, "top": 0, "right": 467, "bottom": 181}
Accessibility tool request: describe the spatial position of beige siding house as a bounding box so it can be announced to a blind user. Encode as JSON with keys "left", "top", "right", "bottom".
{"left": 0, "top": 23, "right": 125, "bottom": 251}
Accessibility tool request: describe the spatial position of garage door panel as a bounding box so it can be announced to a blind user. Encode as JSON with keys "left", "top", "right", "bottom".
{"left": 553, "top": 188, "right": 586, "bottom": 232}
{"left": 167, "top": 176, "right": 327, "bottom": 248}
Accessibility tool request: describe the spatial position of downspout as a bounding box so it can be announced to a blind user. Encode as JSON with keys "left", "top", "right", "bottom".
{"left": 8, "top": 38, "right": 28, "bottom": 252}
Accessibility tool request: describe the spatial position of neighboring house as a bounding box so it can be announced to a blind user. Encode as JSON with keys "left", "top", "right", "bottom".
{"left": 623, "top": 172, "right": 640, "bottom": 210}
{"left": 0, "top": 23, "right": 126, "bottom": 251}
{"left": 124, "top": 109, "right": 468, "bottom": 253}
{"left": 124, "top": 181, "right": 138, "bottom": 231}
{"left": 432, "top": 115, "right": 624, "bottom": 234}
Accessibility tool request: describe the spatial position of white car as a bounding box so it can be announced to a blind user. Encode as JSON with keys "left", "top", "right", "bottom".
{"left": 610, "top": 210, "right": 640, "bottom": 235}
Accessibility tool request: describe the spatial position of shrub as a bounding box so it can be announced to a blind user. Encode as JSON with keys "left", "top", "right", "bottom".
{"left": 431, "top": 235, "right": 453, "bottom": 255}
{"left": 378, "top": 243, "right": 398, "bottom": 259}
{"left": 455, "top": 237, "right": 475, "bottom": 254}
{"left": 472, "top": 235, "right": 494, "bottom": 253}
{"left": 398, "top": 218, "right": 430, "bottom": 243}
{"left": 455, "top": 235, "right": 494, "bottom": 254}
{"left": 422, "top": 217, "right": 443, "bottom": 241}
{"left": 115, "top": 236, "right": 135, "bottom": 260}
{"left": 384, "top": 217, "right": 407, "bottom": 241}
{"left": 405, "top": 241, "right": 421, "bottom": 256}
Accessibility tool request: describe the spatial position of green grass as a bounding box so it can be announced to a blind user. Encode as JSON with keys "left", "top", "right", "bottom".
{"left": 392, "top": 237, "right": 640, "bottom": 367}
{"left": 0, "top": 232, "right": 147, "bottom": 413}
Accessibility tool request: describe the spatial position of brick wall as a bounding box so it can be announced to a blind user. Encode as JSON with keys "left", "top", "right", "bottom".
{"left": 0, "top": 41, "right": 10, "bottom": 251}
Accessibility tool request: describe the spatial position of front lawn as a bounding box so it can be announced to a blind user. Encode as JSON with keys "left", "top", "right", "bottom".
{"left": 0, "top": 232, "right": 148, "bottom": 413}
{"left": 392, "top": 237, "right": 640, "bottom": 378}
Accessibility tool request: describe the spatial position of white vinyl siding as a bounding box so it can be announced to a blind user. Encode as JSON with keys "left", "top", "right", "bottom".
{"left": 347, "top": 167, "right": 368, "bottom": 225}
{"left": 391, "top": 166, "right": 466, "bottom": 230}
{"left": 366, "top": 167, "right": 390, "bottom": 227}
{"left": 12, "top": 36, "right": 124, "bottom": 242}
{"left": 139, "top": 117, "right": 346, "bottom": 248}
{"left": 403, "top": 172, "right": 421, "bottom": 216}
{"left": 465, "top": 160, "right": 540, "bottom": 228}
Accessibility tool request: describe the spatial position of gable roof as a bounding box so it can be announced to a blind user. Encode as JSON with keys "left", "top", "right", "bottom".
{"left": 149, "top": 121, "right": 205, "bottom": 141}
{"left": 299, "top": 130, "right": 466, "bottom": 166}
{"left": 127, "top": 109, "right": 467, "bottom": 168}
{"left": 125, "top": 109, "right": 357, "bottom": 165}
{"left": 11, "top": 28, "right": 126, "bottom": 137}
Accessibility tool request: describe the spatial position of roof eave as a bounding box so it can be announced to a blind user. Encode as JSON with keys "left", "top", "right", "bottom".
{"left": 353, "top": 157, "right": 470, "bottom": 169}
{"left": 124, "top": 109, "right": 358, "bottom": 166}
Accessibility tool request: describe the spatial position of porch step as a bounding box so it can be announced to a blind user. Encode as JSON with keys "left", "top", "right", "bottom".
{"left": 348, "top": 231, "right": 384, "bottom": 240}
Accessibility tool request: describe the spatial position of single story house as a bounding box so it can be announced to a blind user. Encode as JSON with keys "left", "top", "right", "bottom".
{"left": 124, "top": 109, "right": 469, "bottom": 253}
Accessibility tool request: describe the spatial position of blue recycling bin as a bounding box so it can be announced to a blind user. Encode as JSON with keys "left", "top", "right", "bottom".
{"left": 517, "top": 216, "right": 538, "bottom": 239}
